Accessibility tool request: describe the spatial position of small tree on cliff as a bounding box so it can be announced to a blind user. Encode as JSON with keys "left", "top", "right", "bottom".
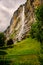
{"left": 0, "top": 32, "right": 6, "bottom": 46}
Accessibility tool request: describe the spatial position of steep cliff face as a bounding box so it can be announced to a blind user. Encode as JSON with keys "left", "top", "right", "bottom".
{"left": 4, "top": 0, "right": 43, "bottom": 41}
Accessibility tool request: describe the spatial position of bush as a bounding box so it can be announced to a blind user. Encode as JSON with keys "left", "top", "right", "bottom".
{"left": 0, "top": 33, "right": 6, "bottom": 47}
{"left": 7, "top": 39, "right": 13, "bottom": 46}
{"left": 30, "top": 5, "right": 43, "bottom": 43}
{"left": 30, "top": 22, "right": 38, "bottom": 38}
{"left": 30, "top": 22, "right": 43, "bottom": 43}
{"left": 35, "top": 5, "right": 43, "bottom": 22}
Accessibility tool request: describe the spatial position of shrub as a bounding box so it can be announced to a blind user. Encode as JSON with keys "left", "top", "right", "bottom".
{"left": 30, "top": 22, "right": 38, "bottom": 38}
{"left": 35, "top": 5, "right": 43, "bottom": 22}
{"left": 0, "top": 32, "right": 6, "bottom": 47}
{"left": 30, "top": 5, "right": 43, "bottom": 43}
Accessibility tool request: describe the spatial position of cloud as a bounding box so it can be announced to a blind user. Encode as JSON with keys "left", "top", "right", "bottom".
{"left": 0, "top": 4, "right": 13, "bottom": 15}
{"left": 0, "top": 0, "right": 26, "bottom": 32}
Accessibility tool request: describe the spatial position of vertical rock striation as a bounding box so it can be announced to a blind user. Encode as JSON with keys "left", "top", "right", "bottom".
{"left": 4, "top": 0, "right": 43, "bottom": 41}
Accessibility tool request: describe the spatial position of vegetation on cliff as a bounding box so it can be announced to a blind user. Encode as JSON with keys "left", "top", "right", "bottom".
{"left": 30, "top": 5, "right": 43, "bottom": 43}
{"left": 0, "top": 33, "right": 6, "bottom": 47}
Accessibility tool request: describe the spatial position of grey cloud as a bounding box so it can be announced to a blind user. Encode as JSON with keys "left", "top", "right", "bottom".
{"left": 1, "top": 0, "right": 26, "bottom": 8}
{"left": 0, "top": 0, "right": 26, "bottom": 32}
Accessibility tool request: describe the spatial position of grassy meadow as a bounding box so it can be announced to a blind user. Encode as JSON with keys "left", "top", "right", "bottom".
{"left": 0, "top": 37, "right": 42, "bottom": 65}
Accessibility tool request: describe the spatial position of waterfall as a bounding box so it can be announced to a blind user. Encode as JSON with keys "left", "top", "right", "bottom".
{"left": 18, "top": 6, "right": 25, "bottom": 41}
{"left": 21, "top": 6, "right": 25, "bottom": 34}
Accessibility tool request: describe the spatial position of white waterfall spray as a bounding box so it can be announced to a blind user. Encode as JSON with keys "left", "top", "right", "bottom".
{"left": 18, "top": 6, "right": 25, "bottom": 41}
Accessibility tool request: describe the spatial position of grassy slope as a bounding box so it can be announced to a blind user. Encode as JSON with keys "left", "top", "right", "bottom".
{"left": 6, "top": 38, "right": 41, "bottom": 56}
{"left": 3, "top": 38, "right": 41, "bottom": 65}
{"left": 0, "top": 38, "right": 41, "bottom": 65}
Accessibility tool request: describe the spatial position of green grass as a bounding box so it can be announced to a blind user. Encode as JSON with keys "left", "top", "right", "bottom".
{"left": 6, "top": 38, "right": 41, "bottom": 55}
{"left": 0, "top": 37, "right": 41, "bottom": 65}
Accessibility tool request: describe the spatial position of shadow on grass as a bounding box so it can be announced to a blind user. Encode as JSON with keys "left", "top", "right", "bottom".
{"left": 0, "top": 60, "right": 12, "bottom": 65}
{"left": 0, "top": 45, "right": 14, "bottom": 50}
{"left": 0, "top": 50, "right": 7, "bottom": 55}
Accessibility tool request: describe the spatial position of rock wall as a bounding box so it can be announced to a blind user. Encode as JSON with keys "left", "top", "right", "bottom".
{"left": 4, "top": 0, "right": 43, "bottom": 41}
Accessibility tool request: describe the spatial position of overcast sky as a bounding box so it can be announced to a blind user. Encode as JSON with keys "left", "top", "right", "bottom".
{"left": 0, "top": 0, "right": 26, "bottom": 32}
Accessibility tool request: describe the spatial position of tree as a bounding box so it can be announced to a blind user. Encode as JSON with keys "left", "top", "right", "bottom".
{"left": 0, "top": 32, "right": 6, "bottom": 47}
{"left": 35, "top": 5, "right": 43, "bottom": 22}
{"left": 30, "top": 5, "right": 43, "bottom": 43}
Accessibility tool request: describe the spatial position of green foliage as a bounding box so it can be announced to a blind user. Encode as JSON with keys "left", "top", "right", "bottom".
{"left": 0, "top": 55, "right": 40, "bottom": 65}
{"left": 30, "top": 5, "right": 43, "bottom": 43}
{"left": 38, "top": 54, "right": 43, "bottom": 65}
{"left": 0, "top": 60, "right": 12, "bottom": 65}
{"left": 35, "top": 5, "right": 43, "bottom": 22}
{"left": 0, "top": 32, "right": 6, "bottom": 47}
{"left": 30, "top": 22, "right": 43, "bottom": 42}
{"left": 30, "top": 22, "right": 38, "bottom": 38}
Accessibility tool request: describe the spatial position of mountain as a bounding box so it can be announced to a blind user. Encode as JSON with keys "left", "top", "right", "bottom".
{"left": 4, "top": 0, "right": 43, "bottom": 41}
